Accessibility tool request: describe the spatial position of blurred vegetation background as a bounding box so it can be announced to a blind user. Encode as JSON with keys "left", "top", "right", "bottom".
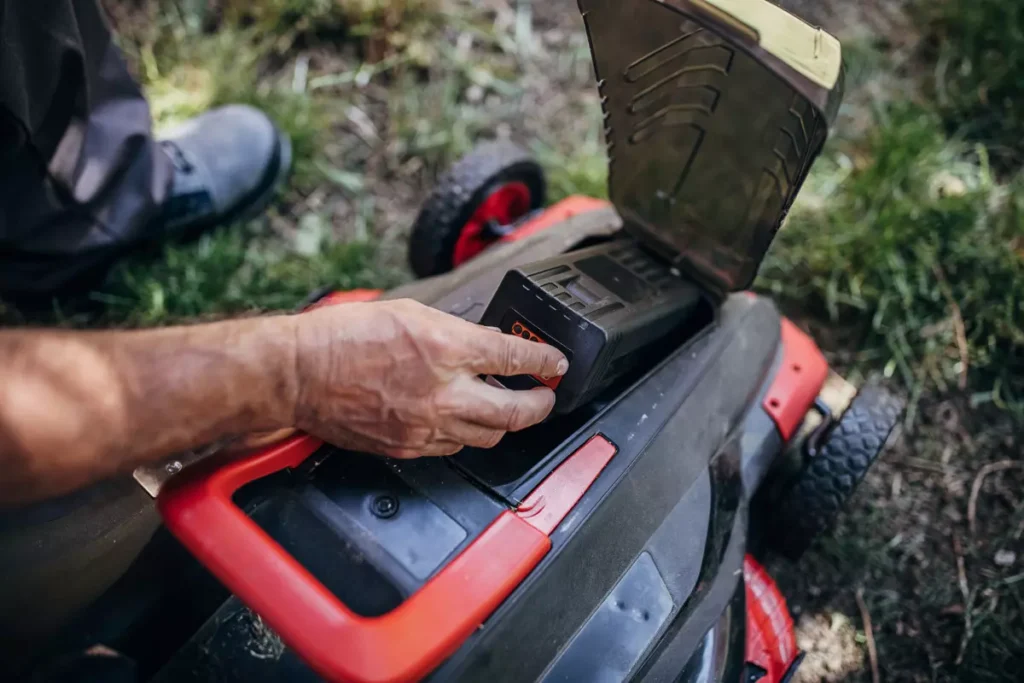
{"left": 8, "top": 0, "right": 1021, "bottom": 680}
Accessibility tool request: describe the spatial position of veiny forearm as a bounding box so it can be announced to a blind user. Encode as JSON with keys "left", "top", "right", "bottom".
{"left": 0, "top": 317, "right": 298, "bottom": 504}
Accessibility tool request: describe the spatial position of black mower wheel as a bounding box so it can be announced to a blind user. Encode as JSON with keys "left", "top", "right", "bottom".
{"left": 408, "top": 141, "right": 546, "bottom": 279}
{"left": 772, "top": 386, "right": 903, "bottom": 560}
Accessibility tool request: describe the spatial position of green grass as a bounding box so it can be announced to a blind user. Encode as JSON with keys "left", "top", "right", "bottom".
{"left": 920, "top": 0, "right": 1024, "bottom": 172}
{"left": 387, "top": 72, "right": 493, "bottom": 177}
{"left": 111, "top": 0, "right": 362, "bottom": 192}
{"left": 962, "top": 581, "right": 1024, "bottom": 682}
{"left": 93, "top": 226, "right": 397, "bottom": 326}
{"left": 760, "top": 104, "right": 1024, "bottom": 421}
{"left": 533, "top": 130, "right": 609, "bottom": 202}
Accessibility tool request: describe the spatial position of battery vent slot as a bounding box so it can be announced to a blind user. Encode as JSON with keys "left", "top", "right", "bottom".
{"left": 521, "top": 274, "right": 610, "bottom": 315}
{"left": 565, "top": 278, "right": 601, "bottom": 305}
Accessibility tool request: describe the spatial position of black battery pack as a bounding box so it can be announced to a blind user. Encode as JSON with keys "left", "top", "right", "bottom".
{"left": 480, "top": 240, "right": 702, "bottom": 413}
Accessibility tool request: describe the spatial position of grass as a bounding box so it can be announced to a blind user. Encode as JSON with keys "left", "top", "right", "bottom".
{"left": 919, "top": 0, "right": 1024, "bottom": 173}
{"left": 387, "top": 72, "right": 496, "bottom": 177}
{"left": 533, "top": 129, "right": 609, "bottom": 202}
{"left": 93, "top": 226, "right": 395, "bottom": 326}
{"left": 963, "top": 582, "right": 1024, "bottom": 682}
{"left": 754, "top": 30, "right": 1024, "bottom": 421}
{"left": 760, "top": 105, "right": 1024, "bottom": 422}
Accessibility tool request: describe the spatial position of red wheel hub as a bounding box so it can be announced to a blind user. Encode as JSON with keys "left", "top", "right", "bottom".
{"left": 452, "top": 182, "right": 533, "bottom": 267}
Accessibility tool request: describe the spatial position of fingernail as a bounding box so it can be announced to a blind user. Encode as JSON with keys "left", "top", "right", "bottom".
{"left": 556, "top": 358, "right": 569, "bottom": 376}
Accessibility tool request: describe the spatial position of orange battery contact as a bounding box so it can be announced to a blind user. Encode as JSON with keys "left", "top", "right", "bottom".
{"left": 510, "top": 321, "right": 563, "bottom": 389}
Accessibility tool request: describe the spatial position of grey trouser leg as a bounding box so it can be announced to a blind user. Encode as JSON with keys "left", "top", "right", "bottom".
{"left": 0, "top": 0, "right": 173, "bottom": 299}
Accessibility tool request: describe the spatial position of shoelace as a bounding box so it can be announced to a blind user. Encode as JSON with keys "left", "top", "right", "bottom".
{"left": 160, "top": 140, "right": 195, "bottom": 175}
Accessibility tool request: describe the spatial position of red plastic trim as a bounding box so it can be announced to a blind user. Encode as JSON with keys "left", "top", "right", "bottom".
{"left": 516, "top": 435, "right": 618, "bottom": 535}
{"left": 763, "top": 318, "right": 829, "bottom": 441}
{"left": 452, "top": 182, "right": 533, "bottom": 267}
{"left": 509, "top": 320, "right": 562, "bottom": 390}
{"left": 157, "top": 431, "right": 619, "bottom": 681}
{"left": 501, "top": 195, "right": 611, "bottom": 244}
{"left": 158, "top": 435, "right": 550, "bottom": 683}
{"left": 744, "top": 555, "right": 798, "bottom": 683}
{"left": 307, "top": 289, "right": 383, "bottom": 310}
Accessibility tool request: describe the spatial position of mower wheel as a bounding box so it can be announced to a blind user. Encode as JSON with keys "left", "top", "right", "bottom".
{"left": 408, "top": 141, "right": 546, "bottom": 278}
{"left": 773, "top": 386, "right": 903, "bottom": 560}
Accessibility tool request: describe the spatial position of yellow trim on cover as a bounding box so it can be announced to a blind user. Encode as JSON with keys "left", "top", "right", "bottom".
{"left": 693, "top": 0, "right": 842, "bottom": 89}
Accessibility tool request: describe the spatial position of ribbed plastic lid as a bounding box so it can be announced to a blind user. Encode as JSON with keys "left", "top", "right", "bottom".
{"left": 580, "top": 0, "right": 844, "bottom": 297}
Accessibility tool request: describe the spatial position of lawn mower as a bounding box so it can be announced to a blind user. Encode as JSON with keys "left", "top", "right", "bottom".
{"left": 5, "top": 0, "right": 903, "bottom": 681}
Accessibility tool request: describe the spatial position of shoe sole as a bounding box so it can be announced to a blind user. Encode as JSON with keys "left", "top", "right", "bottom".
{"left": 234, "top": 126, "right": 294, "bottom": 224}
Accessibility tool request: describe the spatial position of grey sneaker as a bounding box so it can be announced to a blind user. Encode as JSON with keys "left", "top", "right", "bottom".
{"left": 156, "top": 105, "right": 292, "bottom": 238}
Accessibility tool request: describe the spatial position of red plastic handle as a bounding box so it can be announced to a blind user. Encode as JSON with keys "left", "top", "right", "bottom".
{"left": 158, "top": 435, "right": 550, "bottom": 683}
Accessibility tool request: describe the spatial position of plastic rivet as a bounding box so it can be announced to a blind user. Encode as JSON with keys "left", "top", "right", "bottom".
{"left": 371, "top": 494, "right": 399, "bottom": 519}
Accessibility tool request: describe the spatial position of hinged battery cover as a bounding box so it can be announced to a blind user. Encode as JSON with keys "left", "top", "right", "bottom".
{"left": 579, "top": 0, "right": 844, "bottom": 298}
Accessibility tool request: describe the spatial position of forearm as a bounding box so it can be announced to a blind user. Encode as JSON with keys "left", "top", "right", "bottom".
{"left": 0, "top": 317, "right": 299, "bottom": 504}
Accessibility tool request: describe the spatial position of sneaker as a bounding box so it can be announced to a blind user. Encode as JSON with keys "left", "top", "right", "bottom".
{"left": 156, "top": 104, "right": 292, "bottom": 239}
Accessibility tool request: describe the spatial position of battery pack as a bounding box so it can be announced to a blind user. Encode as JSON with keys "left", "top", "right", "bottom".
{"left": 480, "top": 240, "right": 702, "bottom": 413}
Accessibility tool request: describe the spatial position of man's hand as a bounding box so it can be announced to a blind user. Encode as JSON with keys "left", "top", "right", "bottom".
{"left": 0, "top": 299, "right": 568, "bottom": 504}
{"left": 292, "top": 299, "right": 568, "bottom": 458}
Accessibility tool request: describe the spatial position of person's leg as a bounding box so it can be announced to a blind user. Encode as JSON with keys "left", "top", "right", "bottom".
{"left": 0, "top": 0, "right": 291, "bottom": 302}
{"left": 0, "top": 0, "right": 172, "bottom": 298}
